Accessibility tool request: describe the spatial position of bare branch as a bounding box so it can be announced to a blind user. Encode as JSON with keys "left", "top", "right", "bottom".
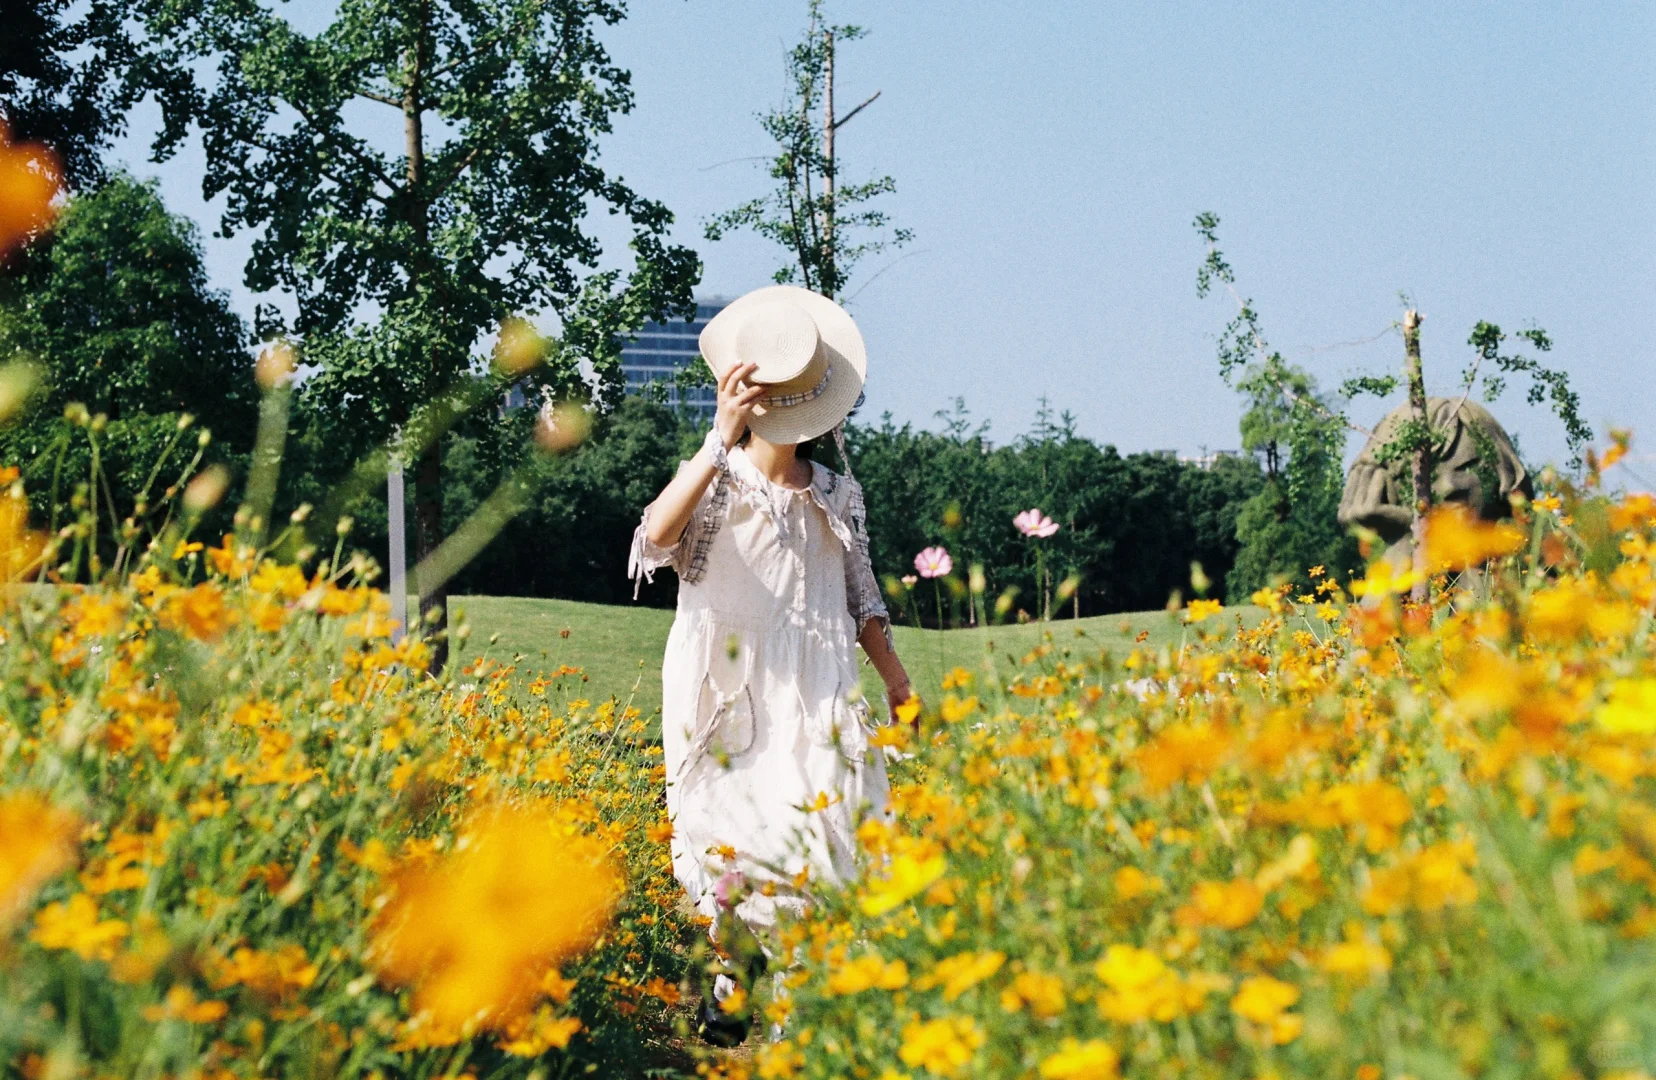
{"left": 1296, "top": 324, "right": 1398, "bottom": 357}
{"left": 1446, "top": 352, "right": 1485, "bottom": 426}
{"left": 354, "top": 88, "right": 402, "bottom": 107}
{"left": 831, "top": 89, "right": 880, "bottom": 130}
{"left": 843, "top": 247, "right": 925, "bottom": 303}
{"left": 698, "top": 155, "right": 770, "bottom": 172}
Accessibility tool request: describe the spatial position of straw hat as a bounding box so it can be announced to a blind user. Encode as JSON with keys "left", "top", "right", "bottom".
{"left": 698, "top": 285, "right": 866, "bottom": 444}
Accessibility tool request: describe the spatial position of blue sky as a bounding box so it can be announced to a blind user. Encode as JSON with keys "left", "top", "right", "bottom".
{"left": 112, "top": 1, "right": 1655, "bottom": 476}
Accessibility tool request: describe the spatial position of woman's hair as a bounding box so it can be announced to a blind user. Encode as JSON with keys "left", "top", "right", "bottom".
{"left": 736, "top": 430, "right": 820, "bottom": 462}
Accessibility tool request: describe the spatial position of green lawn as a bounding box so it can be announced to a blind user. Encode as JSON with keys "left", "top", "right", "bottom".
{"left": 451, "top": 595, "right": 1265, "bottom": 721}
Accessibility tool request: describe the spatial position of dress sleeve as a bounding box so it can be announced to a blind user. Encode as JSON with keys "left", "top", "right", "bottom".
{"left": 627, "top": 431, "right": 732, "bottom": 598}
{"left": 841, "top": 477, "right": 892, "bottom": 645}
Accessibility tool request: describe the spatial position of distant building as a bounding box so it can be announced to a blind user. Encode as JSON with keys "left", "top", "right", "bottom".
{"left": 619, "top": 298, "right": 728, "bottom": 421}
{"left": 1179, "top": 450, "right": 1241, "bottom": 470}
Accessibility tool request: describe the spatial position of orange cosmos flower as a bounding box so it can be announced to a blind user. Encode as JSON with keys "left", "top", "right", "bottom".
{"left": 370, "top": 800, "right": 621, "bottom": 1030}
{"left": 0, "top": 793, "right": 78, "bottom": 930}
{"left": 165, "top": 582, "right": 232, "bottom": 641}
{"left": 1422, "top": 504, "right": 1525, "bottom": 572}
{"left": 1179, "top": 878, "right": 1264, "bottom": 930}
{"left": 0, "top": 122, "right": 61, "bottom": 254}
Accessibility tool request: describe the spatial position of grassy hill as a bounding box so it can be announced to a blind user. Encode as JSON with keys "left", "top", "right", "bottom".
{"left": 450, "top": 595, "right": 1264, "bottom": 721}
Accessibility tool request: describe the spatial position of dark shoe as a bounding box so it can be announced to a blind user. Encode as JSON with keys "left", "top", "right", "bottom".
{"left": 696, "top": 996, "right": 750, "bottom": 1048}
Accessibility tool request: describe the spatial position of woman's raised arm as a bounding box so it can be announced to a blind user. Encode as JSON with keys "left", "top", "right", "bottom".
{"left": 644, "top": 360, "right": 764, "bottom": 548}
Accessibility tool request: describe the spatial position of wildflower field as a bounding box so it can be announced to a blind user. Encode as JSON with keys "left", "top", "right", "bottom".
{"left": 3, "top": 467, "right": 1656, "bottom": 1079}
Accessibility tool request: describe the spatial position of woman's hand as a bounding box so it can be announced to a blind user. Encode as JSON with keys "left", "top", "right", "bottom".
{"left": 886, "top": 680, "right": 917, "bottom": 729}
{"left": 715, "top": 361, "right": 765, "bottom": 450}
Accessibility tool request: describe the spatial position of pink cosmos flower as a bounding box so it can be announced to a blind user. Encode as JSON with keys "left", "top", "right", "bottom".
{"left": 712, "top": 870, "right": 745, "bottom": 910}
{"left": 914, "top": 546, "right": 953, "bottom": 579}
{"left": 1014, "top": 509, "right": 1059, "bottom": 538}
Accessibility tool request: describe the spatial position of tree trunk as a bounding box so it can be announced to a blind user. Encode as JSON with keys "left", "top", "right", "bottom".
{"left": 403, "top": 19, "right": 448, "bottom": 673}
{"left": 1403, "top": 308, "right": 1431, "bottom": 604}
{"left": 821, "top": 26, "right": 836, "bottom": 299}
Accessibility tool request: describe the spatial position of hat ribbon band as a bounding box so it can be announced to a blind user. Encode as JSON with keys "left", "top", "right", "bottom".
{"left": 758, "top": 364, "right": 832, "bottom": 408}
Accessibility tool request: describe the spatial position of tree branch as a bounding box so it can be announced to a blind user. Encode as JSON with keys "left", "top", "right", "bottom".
{"left": 428, "top": 0, "right": 557, "bottom": 77}
{"left": 354, "top": 88, "right": 402, "bottom": 107}
{"left": 430, "top": 142, "right": 485, "bottom": 199}
{"left": 783, "top": 176, "right": 814, "bottom": 292}
{"left": 831, "top": 89, "right": 880, "bottom": 130}
{"left": 286, "top": 96, "right": 400, "bottom": 192}
{"left": 1206, "top": 238, "right": 1373, "bottom": 439}
{"left": 243, "top": 130, "right": 393, "bottom": 206}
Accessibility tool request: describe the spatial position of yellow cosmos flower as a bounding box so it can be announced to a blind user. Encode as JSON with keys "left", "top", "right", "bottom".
{"left": 1250, "top": 585, "right": 1286, "bottom": 614}
{"left": 1320, "top": 924, "right": 1392, "bottom": 979}
{"left": 916, "top": 950, "right": 1005, "bottom": 1000}
{"left": 1181, "top": 878, "right": 1264, "bottom": 930}
{"left": 1350, "top": 559, "right": 1421, "bottom": 599}
{"left": 1112, "top": 866, "right": 1162, "bottom": 901}
{"left": 1001, "top": 970, "right": 1066, "bottom": 1018}
{"left": 827, "top": 953, "right": 909, "bottom": 996}
{"left": 205, "top": 534, "right": 255, "bottom": 578}
{"left": 860, "top": 850, "right": 947, "bottom": 918}
{"left": 250, "top": 560, "right": 308, "bottom": 600}
{"left": 1038, "top": 1038, "right": 1120, "bottom": 1080}
{"left": 1093, "top": 944, "right": 1165, "bottom": 993}
{"left": 142, "top": 985, "right": 230, "bottom": 1024}
{"left": 1525, "top": 579, "right": 1596, "bottom": 641}
{"left": 1185, "top": 598, "right": 1223, "bottom": 623}
{"left": 1230, "top": 975, "right": 1301, "bottom": 1043}
{"left": 1597, "top": 679, "right": 1656, "bottom": 736}
{"left": 31, "top": 893, "right": 129, "bottom": 961}
{"left": 898, "top": 1016, "right": 983, "bottom": 1077}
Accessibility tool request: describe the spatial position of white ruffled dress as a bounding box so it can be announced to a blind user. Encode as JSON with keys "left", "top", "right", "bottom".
{"left": 629, "top": 431, "right": 892, "bottom": 935}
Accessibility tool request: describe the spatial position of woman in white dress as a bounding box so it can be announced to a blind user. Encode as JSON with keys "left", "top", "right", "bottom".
{"left": 629, "top": 286, "right": 913, "bottom": 1045}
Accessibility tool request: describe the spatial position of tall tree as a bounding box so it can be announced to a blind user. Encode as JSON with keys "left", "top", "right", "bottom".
{"left": 0, "top": 174, "right": 254, "bottom": 528}
{"left": 139, "top": 0, "right": 699, "bottom": 669}
{"left": 1194, "top": 213, "right": 1357, "bottom": 594}
{"left": 0, "top": 0, "right": 176, "bottom": 191}
{"left": 706, "top": 0, "right": 910, "bottom": 301}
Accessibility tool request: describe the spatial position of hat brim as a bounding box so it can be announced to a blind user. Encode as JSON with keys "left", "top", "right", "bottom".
{"left": 700, "top": 285, "right": 867, "bottom": 444}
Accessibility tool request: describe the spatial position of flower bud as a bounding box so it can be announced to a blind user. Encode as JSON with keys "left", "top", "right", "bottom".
{"left": 256, "top": 342, "right": 297, "bottom": 390}
{"left": 534, "top": 400, "right": 592, "bottom": 454}
{"left": 495, "top": 317, "right": 548, "bottom": 375}
{"left": 183, "top": 464, "right": 230, "bottom": 514}
{"left": 0, "top": 360, "right": 41, "bottom": 424}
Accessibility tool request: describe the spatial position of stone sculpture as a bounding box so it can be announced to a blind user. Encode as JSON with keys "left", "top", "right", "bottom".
{"left": 1339, "top": 397, "right": 1533, "bottom": 559}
